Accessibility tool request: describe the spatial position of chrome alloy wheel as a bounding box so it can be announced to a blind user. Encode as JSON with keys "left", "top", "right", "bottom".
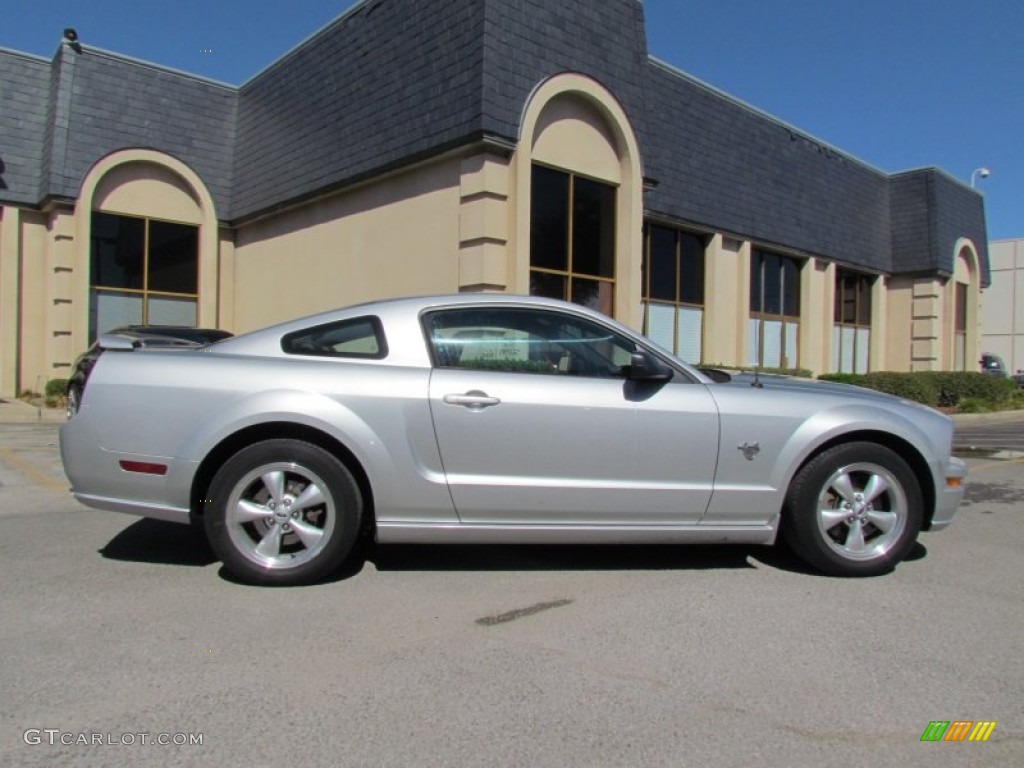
{"left": 815, "top": 461, "right": 908, "bottom": 562}
{"left": 225, "top": 461, "right": 336, "bottom": 571}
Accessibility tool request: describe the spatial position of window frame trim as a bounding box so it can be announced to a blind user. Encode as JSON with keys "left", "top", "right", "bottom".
{"left": 89, "top": 210, "right": 200, "bottom": 338}
{"left": 420, "top": 304, "right": 697, "bottom": 383}
{"left": 529, "top": 162, "right": 618, "bottom": 312}
{"left": 280, "top": 315, "right": 389, "bottom": 360}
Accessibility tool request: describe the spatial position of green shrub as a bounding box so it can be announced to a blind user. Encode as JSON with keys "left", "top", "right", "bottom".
{"left": 957, "top": 397, "right": 991, "bottom": 414}
{"left": 45, "top": 378, "right": 69, "bottom": 398}
{"left": 816, "top": 370, "right": 1016, "bottom": 411}
{"left": 817, "top": 373, "right": 863, "bottom": 386}
{"left": 923, "top": 372, "right": 1015, "bottom": 407}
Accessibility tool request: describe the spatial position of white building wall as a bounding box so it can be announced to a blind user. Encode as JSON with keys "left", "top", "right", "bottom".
{"left": 981, "top": 238, "right": 1024, "bottom": 376}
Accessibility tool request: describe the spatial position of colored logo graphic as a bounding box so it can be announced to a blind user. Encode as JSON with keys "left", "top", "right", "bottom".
{"left": 920, "top": 721, "right": 997, "bottom": 742}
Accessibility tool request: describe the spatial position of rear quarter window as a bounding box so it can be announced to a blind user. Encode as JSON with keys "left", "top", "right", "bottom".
{"left": 281, "top": 316, "right": 387, "bottom": 359}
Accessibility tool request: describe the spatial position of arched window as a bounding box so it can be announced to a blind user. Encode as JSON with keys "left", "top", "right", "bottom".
{"left": 951, "top": 243, "right": 978, "bottom": 372}
{"left": 515, "top": 75, "right": 643, "bottom": 326}
{"left": 529, "top": 164, "right": 616, "bottom": 316}
{"left": 90, "top": 211, "right": 199, "bottom": 338}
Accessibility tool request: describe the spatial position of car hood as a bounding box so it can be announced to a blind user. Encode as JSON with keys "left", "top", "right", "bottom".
{"left": 721, "top": 372, "right": 944, "bottom": 416}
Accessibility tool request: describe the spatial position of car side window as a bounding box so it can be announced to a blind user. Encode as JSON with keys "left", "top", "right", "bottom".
{"left": 424, "top": 307, "right": 637, "bottom": 378}
{"left": 281, "top": 316, "right": 387, "bottom": 359}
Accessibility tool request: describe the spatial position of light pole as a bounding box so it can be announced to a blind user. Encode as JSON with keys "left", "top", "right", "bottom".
{"left": 971, "top": 167, "right": 991, "bottom": 188}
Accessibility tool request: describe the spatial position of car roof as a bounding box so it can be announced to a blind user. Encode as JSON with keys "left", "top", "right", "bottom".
{"left": 205, "top": 293, "right": 711, "bottom": 383}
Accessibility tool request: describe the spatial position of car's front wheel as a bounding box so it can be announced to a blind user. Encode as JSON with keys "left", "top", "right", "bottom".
{"left": 781, "top": 442, "right": 922, "bottom": 576}
{"left": 205, "top": 439, "right": 362, "bottom": 586}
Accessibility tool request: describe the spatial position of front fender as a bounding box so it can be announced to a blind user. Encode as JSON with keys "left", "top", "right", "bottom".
{"left": 768, "top": 403, "right": 945, "bottom": 496}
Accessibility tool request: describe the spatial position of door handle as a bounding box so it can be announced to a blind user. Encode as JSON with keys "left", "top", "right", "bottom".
{"left": 443, "top": 390, "right": 501, "bottom": 409}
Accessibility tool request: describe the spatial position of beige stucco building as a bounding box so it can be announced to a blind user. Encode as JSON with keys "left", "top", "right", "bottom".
{"left": 0, "top": 0, "right": 989, "bottom": 398}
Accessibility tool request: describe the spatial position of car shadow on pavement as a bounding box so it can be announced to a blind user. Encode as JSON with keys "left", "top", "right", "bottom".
{"left": 369, "top": 542, "right": 787, "bottom": 573}
{"left": 100, "top": 518, "right": 217, "bottom": 567}
{"left": 97, "top": 520, "right": 928, "bottom": 581}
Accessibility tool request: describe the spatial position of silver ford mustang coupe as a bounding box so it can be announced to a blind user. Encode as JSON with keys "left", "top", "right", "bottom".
{"left": 60, "top": 294, "right": 965, "bottom": 585}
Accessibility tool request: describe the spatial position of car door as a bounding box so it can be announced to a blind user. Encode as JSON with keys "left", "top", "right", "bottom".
{"left": 424, "top": 305, "right": 719, "bottom": 525}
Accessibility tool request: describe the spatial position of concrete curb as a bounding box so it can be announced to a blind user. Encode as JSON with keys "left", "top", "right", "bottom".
{"left": 0, "top": 399, "right": 67, "bottom": 424}
{"left": 949, "top": 410, "right": 1024, "bottom": 425}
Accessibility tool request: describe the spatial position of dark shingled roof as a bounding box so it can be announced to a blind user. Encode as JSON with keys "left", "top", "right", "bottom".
{"left": 0, "top": 0, "right": 988, "bottom": 284}
{"left": 890, "top": 168, "right": 990, "bottom": 284}
{"left": 232, "top": 0, "right": 487, "bottom": 220}
{"left": 1, "top": 45, "right": 236, "bottom": 216}
{"left": 0, "top": 49, "right": 51, "bottom": 205}
{"left": 478, "top": 0, "right": 651, "bottom": 144}
{"left": 642, "top": 60, "right": 894, "bottom": 274}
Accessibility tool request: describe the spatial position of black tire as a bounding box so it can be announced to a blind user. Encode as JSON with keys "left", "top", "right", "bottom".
{"left": 781, "top": 442, "right": 922, "bottom": 577}
{"left": 204, "top": 439, "right": 362, "bottom": 586}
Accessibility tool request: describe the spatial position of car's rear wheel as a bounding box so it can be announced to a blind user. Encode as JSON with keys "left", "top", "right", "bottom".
{"left": 781, "top": 442, "right": 922, "bottom": 576}
{"left": 205, "top": 439, "right": 362, "bottom": 586}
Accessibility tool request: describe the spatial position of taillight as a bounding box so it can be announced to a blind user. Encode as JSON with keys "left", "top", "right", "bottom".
{"left": 119, "top": 461, "right": 168, "bottom": 476}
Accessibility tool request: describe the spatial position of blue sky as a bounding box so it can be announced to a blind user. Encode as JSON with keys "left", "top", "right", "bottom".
{"left": 3, "top": 0, "right": 1021, "bottom": 239}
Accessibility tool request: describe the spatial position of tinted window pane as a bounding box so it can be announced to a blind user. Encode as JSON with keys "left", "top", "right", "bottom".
{"left": 749, "top": 251, "right": 763, "bottom": 312}
{"left": 572, "top": 176, "right": 615, "bottom": 278}
{"left": 647, "top": 225, "right": 677, "bottom": 301}
{"left": 148, "top": 295, "right": 197, "bottom": 326}
{"left": 833, "top": 273, "right": 844, "bottom": 323}
{"left": 857, "top": 276, "right": 872, "bottom": 326}
{"left": 840, "top": 274, "right": 857, "bottom": 324}
{"left": 762, "top": 252, "right": 782, "bottom": 315}
{"left": 752, "top": 250, "right": 800, "bottom": 317}
{"left": 91, "top": 212, "right": 144, "bottom": 289}
{"left": 781, "top": 256, "right": 800, "bottom": 317}
{"left": 282, "top": 317, "right": 386, "bottom": 359}
{"left": 679, "top": 232, "right": 705, "bottom": 305}
{"left": 570, "top": 277, "right": 614, "bottom": 317}
{"left": 955, "top": 282, "right": 968, "bottom": 332}
{"left": 426, "top": 308, "right": 635, "bottom": 378}
{"left": 148, "top": 220, "right": 198, "bottom": 293}
{"left": 530, "top": 271, "right": 566, "bottom": 301}
{"left": 91, "top": 289, "right": 143, "bottom": 338}
{"left": 530, "top": 166, "right": 569, "bottom": 271}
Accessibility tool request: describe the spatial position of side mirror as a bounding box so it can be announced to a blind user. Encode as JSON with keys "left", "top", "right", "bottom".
{"left": 629, "top": 351, "right": 673, "bottom": 382}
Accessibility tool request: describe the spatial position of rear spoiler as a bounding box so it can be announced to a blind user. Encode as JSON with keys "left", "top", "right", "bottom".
{"left": 97, "top": 333, "right": 199, "bottom": 351}
{"left": 97, "top": 334, "right": 140, "bottom": 351}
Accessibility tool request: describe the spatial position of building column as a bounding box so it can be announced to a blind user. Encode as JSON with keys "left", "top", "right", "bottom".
{"left": 46, "top": 204, "right": 77, "bottom": 376}
{"left": 799, "top": 258, "right": 833, "bottom": 375}
{"left": 0, "top": 206, "right": 21, "bottom": 397}
{"left": 869, "top": 275, "right": 888, "bottom": 372}
{"left": 704, "top": 235, "right": 749, "bottom": 367}
{"left": 911, "top": 277, "right": 944, "bottom": 371}
{"left": 457, "top": 152, "right": 510, "bottom": 293}
{"left": 217, "top": 226, "right": 236, "bottom": 331}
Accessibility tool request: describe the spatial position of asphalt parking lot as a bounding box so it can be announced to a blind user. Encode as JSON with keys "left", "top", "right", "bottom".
{"left": 952, "top": 411, "right": 1024, "bottom": 454}
{"left": 0, "top": 413, "right": 1021, "bottom": 767}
